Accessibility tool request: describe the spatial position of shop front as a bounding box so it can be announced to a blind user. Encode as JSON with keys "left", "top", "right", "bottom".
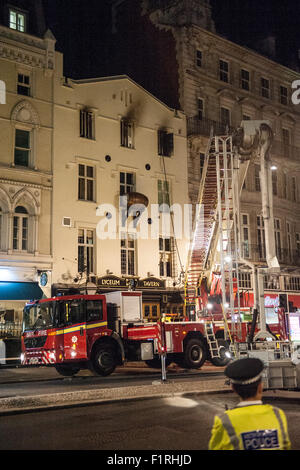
{"left": 52, "top": 275, "right": 185, "bottom": 322}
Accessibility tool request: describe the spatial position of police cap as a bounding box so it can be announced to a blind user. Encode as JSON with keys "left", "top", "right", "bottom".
{"left": 225, "top": 357, "right": 264, "bottom": 385}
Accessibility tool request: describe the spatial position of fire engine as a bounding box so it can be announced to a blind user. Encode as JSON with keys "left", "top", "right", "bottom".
{"left": 21, "top": 120, "right": 299, "bottom": 384}
{"left": 21, "top": 290, "right": 232, "bottom": 376}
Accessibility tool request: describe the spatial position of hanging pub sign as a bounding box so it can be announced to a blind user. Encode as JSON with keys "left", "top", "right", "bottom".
{"left": 97, "top": 275, "right": 165, "bottom": 290}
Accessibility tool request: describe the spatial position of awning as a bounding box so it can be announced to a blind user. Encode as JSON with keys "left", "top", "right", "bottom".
{"left": 0, "top": 282, "right": 44, "bottom": 301}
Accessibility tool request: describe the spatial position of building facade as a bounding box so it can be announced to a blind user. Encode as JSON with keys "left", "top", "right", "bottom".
{"left": 0, "top": 0, "right": 54, "bottom": 326}
{"left": 109, "top": 0, "right": 300, "bottom": 316}
{"left": 51, "top": 57, "right": 189, "bottom": 321}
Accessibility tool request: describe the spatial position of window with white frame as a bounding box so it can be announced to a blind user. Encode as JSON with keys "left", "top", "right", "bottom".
{"left": 78, "top": 164, "right": 95, "bottom": 201}
{"left": 120, "top": 233, "right": 136, "bottom": 275}
{"left": 261, "top": 77, "right": 270, "bottom": 99}
{"left": 78, "top": 229, "right": 94, "bottom": 274}
{"left": 17, "top": 73, "right": 30, "bottom": 96}
{"left": 257, "top": 215, "right": 266, "bottom": 259}
{"left": 241, "top": 69, "right": 250, "bottom": 91}
{"left": 241, "top": 214, "right": 250, "bottom": 258}
{"left": 158, "top": 179, "right": 170, "bottom": 212}
{"left": 120, "top": 119, "right": 134, "bottom": 148}
{"left": 14, "top": 129, "right": 31, "bottom": 167}
{"left": 80, "top": 109, "right": 94, "bottom": 140}
{"left": 219, "top": 59, "right": 229, "bottom": 83}
{"left": 13, "top": 206, "right": 28, "bottom": 251}
{"left": 9, "top": 8, "right": 26, "bottom": 32}
{"left": 159, "top": 236, "right": 174, "bottom": 278}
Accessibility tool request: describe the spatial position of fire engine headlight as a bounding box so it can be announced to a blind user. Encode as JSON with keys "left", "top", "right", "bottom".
{"left": 225, "top": 351, "right": 231, "bottom": 359}
{"left": 20, "top": 353, "right": 24, "bottom": 362}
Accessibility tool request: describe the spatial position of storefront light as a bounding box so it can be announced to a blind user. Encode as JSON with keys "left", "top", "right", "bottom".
{"left": 0, "top": 268, "right": 12, "bottom": 281}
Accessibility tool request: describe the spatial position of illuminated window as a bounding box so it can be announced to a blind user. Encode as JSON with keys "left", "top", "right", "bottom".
{"left": 9, "top": 9, "right": 26, "bottom": 32}
{"left": 159, "top": 237, "right": 174, "bottom": 277}
{"left": 158, "top": 179, "right": 170, "bottom": 212}
{"left": 121, "top": 233, "right": 136, "bottom": 275}
{"left": 241, "top": 214, "right": 250, "bottom": 259}
{"left": 78, "top": 229, "right": 94, "bottom": 274}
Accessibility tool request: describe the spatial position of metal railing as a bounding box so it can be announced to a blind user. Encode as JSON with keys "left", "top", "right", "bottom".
{"left": 187, "top": 116, "right": 235, "bottom": 137}
{"left": 0, "top": 321, "right": 22, "bottom": 339}
{"left": 239, "top": 243, "right": 300, "bottom": 268}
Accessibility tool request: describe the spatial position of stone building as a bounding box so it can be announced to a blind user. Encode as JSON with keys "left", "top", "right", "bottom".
{"left": 109, "top": 0, "right": 300, "bottom": 314}
{"left": 0, "top": 0, "right": 54, "bottom": 324}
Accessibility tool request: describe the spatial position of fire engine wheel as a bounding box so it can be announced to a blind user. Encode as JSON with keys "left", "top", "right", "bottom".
{"left": 183, "top": 338, "right": 206, "bottom": 369}
{"left": 210, "top": 339, "right": 231, "bottom": 367}
{"left": 92, "top": 345, "right": 117, "bottom": 377}
{"left": 54, "top": 364, "right": 80, "bottom": 377}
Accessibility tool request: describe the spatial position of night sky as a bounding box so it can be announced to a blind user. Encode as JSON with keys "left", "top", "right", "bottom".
{"left": 43, "top": 0, "right": 300, "bottom": 78}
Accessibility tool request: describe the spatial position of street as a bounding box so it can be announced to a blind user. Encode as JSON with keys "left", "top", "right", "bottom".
{"left": 0, "top": 392, "right": 299, "bottom": 451}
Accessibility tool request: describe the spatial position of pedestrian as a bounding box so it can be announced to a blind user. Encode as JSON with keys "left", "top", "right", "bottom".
{"left": 208, "top": 357, "right": 291, "bottom": 450}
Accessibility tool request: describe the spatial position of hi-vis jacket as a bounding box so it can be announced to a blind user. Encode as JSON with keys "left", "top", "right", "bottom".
{"left": 209, "top": 403, "right": 291, "bottom": 450}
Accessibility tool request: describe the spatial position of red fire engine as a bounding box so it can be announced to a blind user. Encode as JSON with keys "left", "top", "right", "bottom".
{"left": 21, "top": 288, "right": 288, "bottom": 377}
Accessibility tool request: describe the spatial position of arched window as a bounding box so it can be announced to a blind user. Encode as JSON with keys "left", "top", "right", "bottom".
{"left": 13, "top": 206, "right": 28, "bottom": 251}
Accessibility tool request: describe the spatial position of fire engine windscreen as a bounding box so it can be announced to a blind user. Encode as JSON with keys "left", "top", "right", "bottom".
{"left": 23, "top": 303, "right": 54, "bottom": 331}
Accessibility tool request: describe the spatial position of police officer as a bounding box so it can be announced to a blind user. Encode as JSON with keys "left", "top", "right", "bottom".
{"left": 209, "top": 357, "right": 291, "bottom": 450}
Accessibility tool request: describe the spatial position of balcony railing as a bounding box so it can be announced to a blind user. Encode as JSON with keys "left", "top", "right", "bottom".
{"left": 187, "top": 116, "right": 235, "bottom": 137}
{"left": 239, "top": 243, "right": 300, "bottom": 267}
